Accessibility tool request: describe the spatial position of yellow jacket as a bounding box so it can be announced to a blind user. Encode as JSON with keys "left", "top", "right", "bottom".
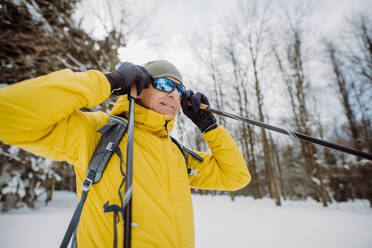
{"left": 0, "top": 69, "right": 251, "bottom": 247}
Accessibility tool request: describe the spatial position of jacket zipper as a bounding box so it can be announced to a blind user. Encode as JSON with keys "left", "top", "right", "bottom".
{"left": 164, "top": 120, "right": 169, "bottom": 136}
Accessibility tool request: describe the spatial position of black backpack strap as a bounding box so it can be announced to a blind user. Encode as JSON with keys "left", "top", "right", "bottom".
{"left": 60, "top": 116, "right": 128, "bottom": 248}
{"left": 183, "top": 146, "right": 203, "bottom": 162}
{"left": 103, "top": 202, "right": 123, "bottom": 248}
{"left": 170, "top": 137, "right": 204, "bottom": 175}
{"left": 90, "top": 116, "right": 128, "bottom": 183}
{"left": 170, "top": 137, "right": 189, "bottom": 167}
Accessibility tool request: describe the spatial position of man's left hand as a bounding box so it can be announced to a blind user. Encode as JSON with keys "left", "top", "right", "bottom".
{"left": 181, "top": 90, "right": 218, "bottom": 133}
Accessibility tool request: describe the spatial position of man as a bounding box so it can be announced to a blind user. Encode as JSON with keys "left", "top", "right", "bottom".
{"left": 0, "top": 60, "right": 250, "bottom": 247}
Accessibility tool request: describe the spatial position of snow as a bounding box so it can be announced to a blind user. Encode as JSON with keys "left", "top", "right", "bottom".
{"left": 0, "top": 191, "right": 75, "bottom": 247}
{"left": 194, "top": 195, "right": 372, "bottom": 248}
{"left": 2, "top": 172, "right": 26, "bottom": 197}
{"left": 0, "top": 191, "right": 371, "bottom": 248}
{"left": 19, "top": 0, "right": 53, "bottom": 34}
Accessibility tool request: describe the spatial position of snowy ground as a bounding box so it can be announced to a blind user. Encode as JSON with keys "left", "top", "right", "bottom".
{"left": 0, "top": 191, "right": 372, "bottom": 248}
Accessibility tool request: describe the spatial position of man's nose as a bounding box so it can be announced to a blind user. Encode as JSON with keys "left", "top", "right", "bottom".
{"left": 168, "top": 87, "right": 180, "bottom": 98}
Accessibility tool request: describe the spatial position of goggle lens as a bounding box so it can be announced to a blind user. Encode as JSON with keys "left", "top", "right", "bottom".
{"left": 153, "top": 78, "right": 186, "bottom": 96}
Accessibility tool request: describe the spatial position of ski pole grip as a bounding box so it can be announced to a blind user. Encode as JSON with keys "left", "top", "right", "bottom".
{"left": 129, "top": 85, "right": 137, "bottom": 99}
{"left": 187, "top": 101, "right": 209, "bottom": 110}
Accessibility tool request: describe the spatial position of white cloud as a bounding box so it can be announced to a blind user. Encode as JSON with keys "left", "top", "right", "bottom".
{"left": 118, "top": 35, "right": 200, "bottom": 86}
{"left": 118, "top": 40, "right": 160, "bottom": 65}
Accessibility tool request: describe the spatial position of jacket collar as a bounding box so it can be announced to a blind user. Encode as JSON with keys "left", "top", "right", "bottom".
{"left": 110, "top": 96, "right": 175, "bottom": 137}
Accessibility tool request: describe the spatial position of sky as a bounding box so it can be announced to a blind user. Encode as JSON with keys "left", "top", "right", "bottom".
{"left": 116, "top": 0, "right": 242, "bottom": 78}
{"left": 75, "top": 0, "right": 371, "bottom": 80}
{"left": 116, "top": 0, "right": 371, "bottom": 76}
{"left": 118, "top": 0, "right": 242, "bottom": 78}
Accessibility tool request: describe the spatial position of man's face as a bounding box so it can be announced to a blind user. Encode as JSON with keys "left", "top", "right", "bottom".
{"left": 136, "top": 77, "right": 181, "bottom": 120}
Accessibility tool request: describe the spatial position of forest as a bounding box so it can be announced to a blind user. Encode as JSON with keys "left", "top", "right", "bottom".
{"left": 0, "top": 0, "right": 371, "bottom": 212}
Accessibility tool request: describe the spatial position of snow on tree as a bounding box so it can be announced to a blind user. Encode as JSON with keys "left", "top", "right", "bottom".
{"left": 0, "top": 0, "right": 125, "bottom": 211}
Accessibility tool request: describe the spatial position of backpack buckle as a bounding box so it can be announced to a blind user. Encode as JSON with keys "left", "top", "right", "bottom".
{"left": 188, "top": 168, "right": 199, "bottom": 176}
{"left": 82, "top": 178, "right": 93, "bottom": 192}
{"left": 106, "top": 142, "right": 114, "bottom": 151}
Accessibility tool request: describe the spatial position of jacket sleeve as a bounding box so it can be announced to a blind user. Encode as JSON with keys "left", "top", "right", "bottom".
{"left": 188, "top": 126, "right": 251, "bottom": 191}
{"left": 0, "top": 69, "right": 111, "bottom": 167}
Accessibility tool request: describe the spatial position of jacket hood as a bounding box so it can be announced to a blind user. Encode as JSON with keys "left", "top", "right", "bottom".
{"left": 110, "top": 95, "right": 175, "bottom": 136}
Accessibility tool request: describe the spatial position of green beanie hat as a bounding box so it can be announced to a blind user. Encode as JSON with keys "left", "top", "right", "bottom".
{"left": 143, "top": 60, "right": 183, "bottom": 84}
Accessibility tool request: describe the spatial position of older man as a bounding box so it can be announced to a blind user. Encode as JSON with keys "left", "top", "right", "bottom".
{"left": 0, "top": 60, "right": 250, "bottom": 248}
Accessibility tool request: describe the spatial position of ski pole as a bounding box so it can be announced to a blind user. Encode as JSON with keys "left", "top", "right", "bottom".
{"left": 123, "top": 85, "right": 136, "bottom": 248}
{"left": 197, "top": 103, "right": 372, "bottom": 161}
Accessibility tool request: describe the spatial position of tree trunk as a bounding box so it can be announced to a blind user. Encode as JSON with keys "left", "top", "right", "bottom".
{"left": 274, "top": 28, "right": 329, "bottom": 205}
{"left": 326, "top": 42, "right": 361, "bottom": 149}
{"left": 252, "top": 59, "right": 281, "bottom": 206}
{"left": 268, "top": 130, "right": 285, "bottom": 200}
{"left": 230, "top": 46, "right": 261, "bottom": 199}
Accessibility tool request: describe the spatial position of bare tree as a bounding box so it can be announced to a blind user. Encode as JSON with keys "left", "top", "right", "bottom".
{"left": 191, "top": 31, "right": 227, "bottom": 127}
{"left": 272, "top": 4, "right": 330, "bottom": 206}
{"left": 219, "top": 26, "right": 262, "bottom": 199}
{"left": 187, "top": 30, "right": 228, "bottom": 155}
{"left": 346, "top": 10, "right": 372, "bottom": 86}
{"left": 265, "top": 113, "right": 286, "bottom": 200}
{"left": 345, "top": 10, "right": 372, "bottom": 152}
{"left": 232, "top": 0, "right": 281, "bottom": 205}
{"left": 324, "top": 40, "right": 361, "bottom": 149}
{"left": 72, "top": 0, "right": 156, "bottom": 74}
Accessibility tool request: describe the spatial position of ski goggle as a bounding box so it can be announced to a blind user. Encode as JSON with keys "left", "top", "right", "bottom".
{"left": 152, "top": 78, "right": 186, "bottom": 96}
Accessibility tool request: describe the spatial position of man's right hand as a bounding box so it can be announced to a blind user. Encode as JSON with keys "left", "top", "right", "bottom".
{"left": 105, "top": 62, "right": 153, "bottom": 96}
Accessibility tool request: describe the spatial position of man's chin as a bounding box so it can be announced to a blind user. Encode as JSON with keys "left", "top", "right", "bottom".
{"left": 157, "top": 108, "right": 174, "bottom": 118}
